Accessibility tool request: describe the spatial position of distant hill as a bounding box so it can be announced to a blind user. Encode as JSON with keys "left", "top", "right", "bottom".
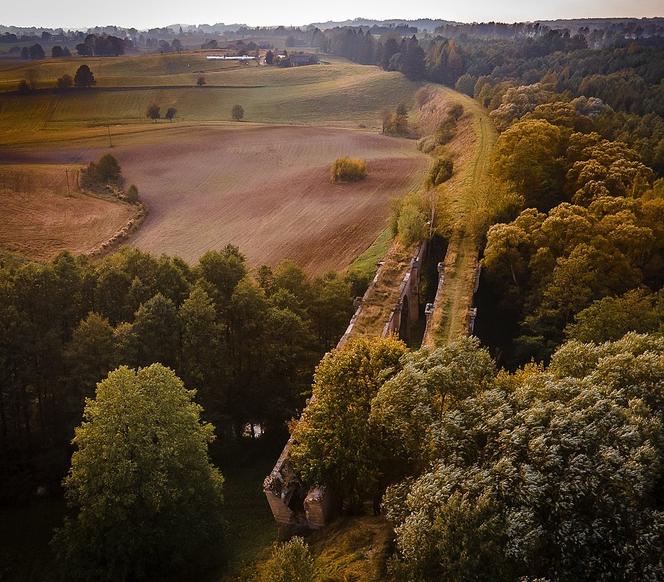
{"left": 309, "top": 18, "right": 457, "bottom": 32}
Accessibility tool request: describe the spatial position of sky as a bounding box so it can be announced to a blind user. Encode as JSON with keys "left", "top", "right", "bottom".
{"left": 3, "top": 0, "right": 662, "bottom": 30}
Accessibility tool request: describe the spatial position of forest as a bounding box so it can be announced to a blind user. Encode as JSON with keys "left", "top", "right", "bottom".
{"left": 0, "top": 246, "right": 353, "bottom": 503}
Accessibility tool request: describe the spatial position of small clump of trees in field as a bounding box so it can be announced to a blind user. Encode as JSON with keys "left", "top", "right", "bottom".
{"left": 231, "top": 104, "right": 244, "bottom": 121}
{"left": 330, "top": 157, "right": 367, "bottom": 183}
{"left": 382, "top": 103, "right": 409, "bottom": 136}
{"left": 80, "top": 153, "right": 140, "bottom": 203}
{"left": 73, "top": 65, "right": 95, "bottom": 87}
{"left": 146, "top": 104, "right": 177, "bottom": 122}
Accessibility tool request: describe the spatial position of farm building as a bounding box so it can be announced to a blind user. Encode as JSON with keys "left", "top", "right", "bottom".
{"left": 276, "top": 52, "right": 320, "bottom": 67}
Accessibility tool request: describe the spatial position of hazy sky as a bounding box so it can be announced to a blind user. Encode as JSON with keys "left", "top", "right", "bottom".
{"left": 4, "top": 0, "right": 662, "bottom": 29}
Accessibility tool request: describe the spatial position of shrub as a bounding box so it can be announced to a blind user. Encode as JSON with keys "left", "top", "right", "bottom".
{"left": 256, "top": 537, "right": 315, "bottom": 582}
{"left": 56, "top": 74, "right": 73, "bottom": 89}
{"left": 397, "top": 203, "right": 428, "bottom": 246}
{"left": 165, "top": 106, "right": 177, "bottom": 121}
{"left": 197, "top": 75, "right": 206, "bottom": 86}
{"left": 428, "top": 157, "right": 454, "bottom": 186}
{"left": 331, "top": 157, "right": 367, "bottom": 183}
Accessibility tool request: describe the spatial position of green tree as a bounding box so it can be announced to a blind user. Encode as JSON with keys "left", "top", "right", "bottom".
{"left": 383, "top": 334, "right": 664, "bottom": 581}
{"left": 565, "top": 288, "right": 664, "bottom": 342}
{"left": 289, "top": 336, "right": 407, "bottom": 507}
{"left": 165, "top": 106, "right": 177, "bottom": 121}
{"left": 179, "top": 285, "right": 224, "bottom": 416}
{"left": 52, "top": 365, "right": 225, "bottom": 581}
{"left": 131, "top": 293, "right": 179, "bottom": 368}
{"left": 64, "top": 313, "right": 116, "bottom": 404}
{"left": 74, "top": 65, "right": 95, "bottom": 88}
{"left": 56, "top": 74, "right": 73, "bottom": 89}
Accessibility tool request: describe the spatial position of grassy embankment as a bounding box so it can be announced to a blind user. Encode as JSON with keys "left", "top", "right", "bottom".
{"left": 422, "top": 86, "right": 497, "bottom": 345}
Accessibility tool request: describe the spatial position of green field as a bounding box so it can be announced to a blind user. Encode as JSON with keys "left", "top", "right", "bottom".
{"left": 0, "top": 54, "right": 420, "bottom": 145}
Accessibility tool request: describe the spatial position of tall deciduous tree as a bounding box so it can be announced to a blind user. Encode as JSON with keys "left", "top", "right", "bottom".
{"left": 52, "top": 365, "right": 225, "bottom": 581}
{"left": 290, "top": 336, "right": 407, "bottom": 507}
{"left": 73, "top": 65, "right": 95, "bottom": 88}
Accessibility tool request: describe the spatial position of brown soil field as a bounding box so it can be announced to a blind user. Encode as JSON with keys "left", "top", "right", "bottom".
{"left": 0, "top": 164, "right": 136, "bottom": 260}
{"left": 6, "top": 125, "right": 427, "bottom": 272}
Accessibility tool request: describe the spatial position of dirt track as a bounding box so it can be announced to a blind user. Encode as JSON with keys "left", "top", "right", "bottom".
{"left": 9, "top": 125, "right": 426, "bottom": 272}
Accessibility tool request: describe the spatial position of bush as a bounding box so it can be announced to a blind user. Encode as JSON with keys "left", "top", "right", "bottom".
{"left": 331, "top": 157, "right": 367, "bottom": 183}
{"left": 56, "top": 74, "right": 73, "bottom": 90}
{"left": 255, "top": 537, "right": 315, "bottom": 582}
{"left": 428, "top": 157, "right": 454, "bottom": 186}
{"left": 146, "top": 103, "right": 160, "bottom": 121}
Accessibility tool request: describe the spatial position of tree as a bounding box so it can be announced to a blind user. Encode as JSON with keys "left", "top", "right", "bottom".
{"left": 93, "top": 154, "right": 122, "bottom": 184}
{"left": 492, "top": 119, "right": 565, "bottom": 210}
{"left": 126, "top": 184, "right": 139, "bottom": 203}
{"left": 28, "top": 43, "right": 45, "bottom": 60}
{"left": 56, "top": 74, "right": 73, "bottom": 90}
{"left": 265, "top": 50, "right": 274, "bottom": 65}
{"left": 165, "top": 106, "right": 177, "bottom": 121}
{"left": 74, "top": 65, "right": 95, "bottom": 88}
{"left": 289, "top": 336, "right": 407, "bottom": 507}
{"left": 146, "top": 103, "right": 160, "bottom": 121}
{"left": 178, "top": 285, "right": 224, "bottom": 419}
{"left": 197, "top": 75, "right": 206, "bottom": 86}
{"left": 401, "top": 36, "right": 426, "bottom": 81}
{"left": 565, "top": 288, "right": 664, "bottom": 342}
{"left": 256, "top": 538, "right": 315, "bottom": 582}
{"left": 231, "top": 104, "right": 244, "bottom": 121}
{"left": 52, "top": 365, "right": 225, "bottom": 581}
{"left": 131, "top": 293, "right": 179, "bottom": 368}
{"left": 51, "top": 45, "right": 64, "bottom": 58}
{"left": 382, "top": 335, "right": 664, "bottom": 581}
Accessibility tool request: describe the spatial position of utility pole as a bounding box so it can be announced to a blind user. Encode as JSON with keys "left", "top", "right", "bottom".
{"left": 107, "top": 124, "right": 113, "bottom": 148}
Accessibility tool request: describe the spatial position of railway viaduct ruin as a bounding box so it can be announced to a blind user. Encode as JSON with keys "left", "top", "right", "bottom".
{"left": 263, "top": 235, "right": 479, "bottom": 534}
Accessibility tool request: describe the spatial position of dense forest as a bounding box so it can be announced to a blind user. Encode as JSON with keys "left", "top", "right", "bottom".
{"left": 0, "top": 246, "right": 353, "bottom": 503}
